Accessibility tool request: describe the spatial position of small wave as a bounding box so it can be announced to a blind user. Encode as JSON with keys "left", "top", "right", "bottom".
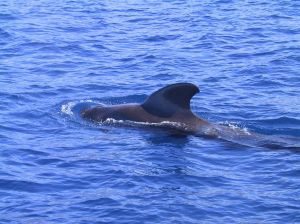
{"left": 0, "top": 13, "right": 17, "bottom": 21}
{"left": 0, "top": 179, "right": 54, "bottom": 193}
{"left": 247, "top": 116, "right": 300, "bottom": 137}
{"left": 127, "top": 17, "right": 152, "bottom": 23}
{"left": 251, "top": 116, "right": 300, "bottom": 125}
{"left": 143, "top": 34, "right": 181, "bottom": 42}
{"left": 0, "top": 28, "right": 11, "bottom": 38}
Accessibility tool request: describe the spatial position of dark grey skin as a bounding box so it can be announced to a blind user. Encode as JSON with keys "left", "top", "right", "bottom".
{"left": 81, "top": 83, "right": 300, "bottom": 150}
{"left": 81, "top": 83, "right": 212, "bottom": 133}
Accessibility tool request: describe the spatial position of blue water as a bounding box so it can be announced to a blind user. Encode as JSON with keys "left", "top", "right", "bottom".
{"left": 1, "top": 0, "right": 300, "bottom": 223}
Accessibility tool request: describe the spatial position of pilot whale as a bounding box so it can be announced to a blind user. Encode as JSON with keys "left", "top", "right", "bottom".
{"left": 81, "top": 83, "right": 215, "bottom": 134}
{"left": 81, "top": 83, "right": 300, "bottom": 150}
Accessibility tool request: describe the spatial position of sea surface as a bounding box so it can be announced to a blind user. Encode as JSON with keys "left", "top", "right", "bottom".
{"left": 1, "top": 0, "right": 300, "bottom": 223}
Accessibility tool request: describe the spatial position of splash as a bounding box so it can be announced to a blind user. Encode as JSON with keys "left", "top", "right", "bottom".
{"left": 102, "top": 118, "right": 189, "bottom": 131}
{"left": 218, "top": 121, "right": 251, "bottom": 135}
{"left": 61, "top": 99, "right": 96, "bottom": 116}
{"left": 61, "top": 102, "right": 76, "bottom": 115}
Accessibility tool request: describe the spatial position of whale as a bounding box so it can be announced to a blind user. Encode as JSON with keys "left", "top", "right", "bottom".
{"left": 81, "top": 83, "right": 215, "bottom": 134}
{"left": 80, "top": 83, "right": 300, "bottom": 150}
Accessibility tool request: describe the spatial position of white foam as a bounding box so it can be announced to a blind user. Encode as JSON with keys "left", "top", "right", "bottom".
{"left": 61, "top": 99, "right": 101, "bottom": 116}
{"left": 219, "top": 121, "right": 251, "bottom": 135}
{"left": 79, "top": 99, "right": 94, "bottom": 103}
{"left": 102, "top": 118, "right": 188, "bottom": 130}
{"left": 61, "top": 102, "right": 76, "bottom": 115}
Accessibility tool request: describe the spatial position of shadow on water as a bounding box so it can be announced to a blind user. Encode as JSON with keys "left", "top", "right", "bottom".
{"left": 144, "top": 130, "right": 190, "bottom": 147}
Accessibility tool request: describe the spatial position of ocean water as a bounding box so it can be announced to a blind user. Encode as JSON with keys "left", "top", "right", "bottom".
{"left": 1, "top": 0, "right": 300, "bottom": 223}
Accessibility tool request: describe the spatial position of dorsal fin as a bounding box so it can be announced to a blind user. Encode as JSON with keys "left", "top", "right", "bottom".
{"left": 141, "top": 83, "right": 199, "bottom": 117}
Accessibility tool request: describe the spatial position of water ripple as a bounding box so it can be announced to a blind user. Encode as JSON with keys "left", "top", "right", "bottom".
{"left": 0, "top": 0, "right": 300, "bottom": 223}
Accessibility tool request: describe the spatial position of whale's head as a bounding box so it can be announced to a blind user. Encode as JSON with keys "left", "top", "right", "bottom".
{"left": 81, "top": 107, "right": 108, "bottom": 122}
